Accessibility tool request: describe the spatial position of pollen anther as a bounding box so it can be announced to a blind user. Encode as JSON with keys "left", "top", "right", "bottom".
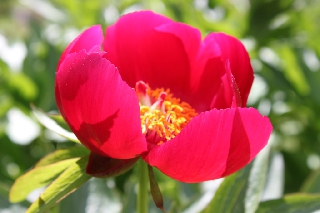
{"left": 138, "top": 85, "right": 197, "bottom": 145}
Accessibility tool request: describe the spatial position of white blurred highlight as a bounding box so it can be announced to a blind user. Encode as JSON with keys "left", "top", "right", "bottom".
{"left": 183, "top": 178, "right": 224, "bottom": 213}
{"left": 261, "top": 153, "right": 284, "bottom": 201}
{"left": 6, "top": 108, "right": 40, "bottom": 145}
{"left": 0, "top": 34, "right": 27, "bottom": 72}
{"left": 247, "top": 75, "right": 268, "bottom": 105}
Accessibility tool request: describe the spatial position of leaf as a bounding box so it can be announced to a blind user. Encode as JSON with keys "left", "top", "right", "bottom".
{"left": 256, "top": 194, "right": 320, "bottom": 213}
{"left": 148, "top": 165, "right": 165, "bottom": 213}
{"left": 9, "top": 158, "right": 80, "bottom": 203}
{"left": 7, "top": 71, "right": 38, "bottom": 100}
{"left": 10, "top": 146, "right": 90, "bottom": 203}
{"left": 276, "top": 44, "right": 310, "bottom": 96}
{"left": 260, "top": 61, "right": 295, "bottom": 93}
{"left": 26, "top": 156, "right": 91, "bottom": 213}
{"left": 60, "top": 178, "right": 122, "bottom": 213}
{"left": 182, "top": 179, "right": 224, "bottom": 213}
{"left": 59, "top": 182, "right": 89, "bottom": 213}
{"left": 31, "top": 104, "right": 79, "bottom": 143}
{"left": 36, "top": 146, "right": 89, "bottom": 167}
{"left": 301, "top": 167, "right": 320, "bottom": 193}
{"left": 202, "top": 163, "right": 252, "bottom": 213}
{"left": 261, "top": 152, "right": 285, "bottom": 201}
{"left": 0, "top": 181, "right": 10, "bottom": 198}
{"left": 245, "top": 146, "right": 270, "bottom": 213}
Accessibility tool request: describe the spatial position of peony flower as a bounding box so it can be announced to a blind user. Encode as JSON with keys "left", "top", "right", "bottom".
{"left": 55, "top": 10, "right": 272, "bottom": 183}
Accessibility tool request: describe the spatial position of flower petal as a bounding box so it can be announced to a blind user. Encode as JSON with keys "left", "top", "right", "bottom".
{"left": 189, "top": 58, "right": 225, "bottom": 112}
{"left": 144, "top": 108, "right": 272, "bottom": 183}
{"left": 56, "top": 50, "right": 147, "bottom": 159}
{"left": 57, "top": 25, "right": 103, "bottom": 69}
{"left": 135, "top": 22, "right": 201, "bottom": 98}
{"left": 188, "top": 36, "right": 224, "bottom": 112}
{"left": 104, "top": 11, "right": 202, "bottom": 99}
{"left": 210, "top": 60, "right": 243, "bottom": 109}
{"left": 104, "top": 11, "right": 173, "bottom": 87}
{"left": 86, "top": 152, "right": 139, "bottom": 178}
{"left": 207, "top": 33, "right": 254, "bottom": 106}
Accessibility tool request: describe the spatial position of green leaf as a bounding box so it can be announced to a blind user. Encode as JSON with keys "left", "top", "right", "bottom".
{"left": 31, "top": 104, "right": 80, "bottom": 143}
{"left": 262, "top": 153, "right": 284, "bottom": 200}
{"left": 8, "top": 72, "right": 38, "bottom": 100}
{"left": 36, "top": 146, "right": 89, "bottom": 167}
{"left": 256, "top": 194, "right": 320, "bottom": 213}
{"left": 181, "top": 180, "right": 221, "bottom": 213}
{"left": 26, "top": 156, "right": 91, "bottom": 213}
{"left": 148, "top": 165, "right": 165, "bottom": 213}
{"left": 59, "top": 179, "right": 122, "bottom": 213}
{"left": 301, "top": 167, "right": 320, "bottom": 193}
{"left": 245, "top": 146, "right": 270, "bottom": 213}
{"left": 9, "top": 158, "right": 80, "bottom": 203}
{"left": 202, "top": 164, "right": 252, "bottom": 213}
{"left": 276, "top": 44, "right": 310, "bottom": 96}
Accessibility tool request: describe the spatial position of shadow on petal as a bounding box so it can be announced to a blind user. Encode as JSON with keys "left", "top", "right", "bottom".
{"left": 221, "top": 108, "right": 250, "bottom": 177}
{"left": 75, "top": 109, "right": 118, "bottom": 153}
{"left": 86, "top": 152, "right": 139, "bottom": 178}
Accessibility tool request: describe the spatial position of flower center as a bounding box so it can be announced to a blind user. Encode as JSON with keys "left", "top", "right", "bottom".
{"left": 136, "top": 81, "right": 197, "bottom": 145}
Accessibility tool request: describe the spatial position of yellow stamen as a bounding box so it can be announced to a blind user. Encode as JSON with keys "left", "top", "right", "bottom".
{"left": 139, "top": 87, "right": 197, "bottom": 145}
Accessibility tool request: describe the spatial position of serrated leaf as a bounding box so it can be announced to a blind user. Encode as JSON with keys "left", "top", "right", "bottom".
{"left": 202, "top": 163, "right": 252, "bottom": 213}
{"left": 10, "top": 158, "right": 79, "bottom": 203}
{"left": 26, "top": 156, "right": 91, "bottom": 213}
{"left": 256, "top": 194, "right": 320, "bottom": 213}
{"left": 31, "top": 105, "right": 79, "bottom": 143}
{"left": 36, "top": 146, "right": 89, "bottom": 167}
{"left": 245, "top": 146, "right": 270, "bottom": 213}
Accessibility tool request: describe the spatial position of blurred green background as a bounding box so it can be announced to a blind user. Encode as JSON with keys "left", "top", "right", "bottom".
{"left": 1, "top": 0, "right": 320, "bottom": 212}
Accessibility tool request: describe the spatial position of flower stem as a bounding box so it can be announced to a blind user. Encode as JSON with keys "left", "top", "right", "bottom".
{"left": 137, "top": 159, "right": 149, "bottom": 213}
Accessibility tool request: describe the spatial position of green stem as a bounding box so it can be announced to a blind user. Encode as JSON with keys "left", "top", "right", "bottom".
{"left": 137, "top": 159, "right": 149, "bottom": 213}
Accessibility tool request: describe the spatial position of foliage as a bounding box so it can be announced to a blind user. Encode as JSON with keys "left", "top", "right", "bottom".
{"left": 1, "top": 0, "right": 320, "bottom": 212}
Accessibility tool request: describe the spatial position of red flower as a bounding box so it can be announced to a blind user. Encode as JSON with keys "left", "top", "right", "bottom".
{"left": 55, "top": 11, "right": 272, "bottom": 183}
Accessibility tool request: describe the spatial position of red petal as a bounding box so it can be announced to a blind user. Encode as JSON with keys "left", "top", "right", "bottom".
{"left": 188, "top": 36, "right": 224, "bottom": 112}
{"left": 57, "top": 25, "right": 103, "bottom": 69}
{"left": 207, "top": 33, "right": 254, "bottom": 106}
{"left": 210, "top": 60, "right": 242, "bottom": 109}
{"left": 143, "top": 108, "right": 272, "bottom": 183}
{"left": 189, "top": 59, "right": 225, "bottom": 111}
{"left": 135, "top": 22, "right": 201, "bottom": 97}
{"left": 86, "top": 152, "right": 139, "bottom": 178}
{"left": 56, "top": 25, "right": 103, "bottom": 125}
{"left": 104, "top": 11, "right": 173, "bottom": 87}
{"left": 56, "top": 50, "right": 147, "bottom": 159}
